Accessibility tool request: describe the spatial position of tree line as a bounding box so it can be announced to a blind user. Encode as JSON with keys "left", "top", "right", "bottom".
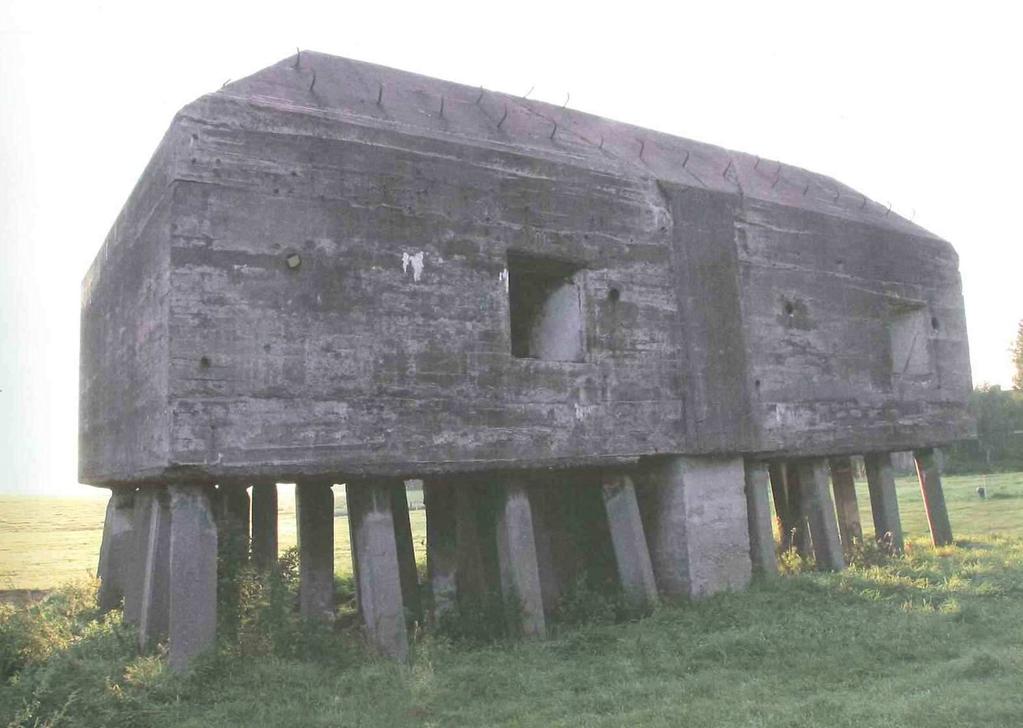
{"left": 945, "top": 319, "right": 1023, "bottom": 473}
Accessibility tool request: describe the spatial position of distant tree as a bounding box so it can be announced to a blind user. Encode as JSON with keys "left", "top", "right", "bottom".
{"left": 1014, "top": 319, "right": 1023, "bottom": 390}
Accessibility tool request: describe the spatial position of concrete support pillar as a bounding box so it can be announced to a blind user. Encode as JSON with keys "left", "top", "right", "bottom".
{"left": 600, "top": 471, "right": 658, "bottom": 612}
{"left": 768, "top": 463, "right": 810, "bottom": 556}
{"left": 829, "top": 457, "right": 863, "bottom": 549}
{"left": 864, "top": 452, "right": 904, "bottom": 552}
{"left": 218, "top": 482, "right": 250, "bottom": 561}
{"left": 138, "top": 487, "right": 171, "bottom": 651}
{"left": 744, "top": 461, "right": 778, "bottom": 578}
{"left": 454, "top": 485, "right": 493, "bottom": 604}
{"left": 526, "top": 482, "right": 563, "bottom": 616}
{"left": 423, "top": 480, "right": 457, "bottom": 621}
{"left": 295, "top": 480, "right": 335, "bottom": 620}
{"left": 493, "top": 476, "right": 546, "bottom": 639}
{"left": 123, "top": 491, "right": 152, "bottom": 625}
{"left": 97, "top": 486, "right": 136, "bottom": 612}
{"left": 168, "top": 485, "right": 218, "bottom": 672}
{"left": 914, "top": 448, "right": 953, "bottom": 546}
{"left": 637, "top": 456, "right": 752, "bottom": 599}
{"left": 390, "top": 482, "right": 421, "bottom": 624}
{"left": 795, "top": 460, "right": 845, "bottom": 571}
{"left": 251, "top": 481, "right": 279, "bottom": 570}
{"left": 347, "top": 479, "right": 409, "bottom": 662}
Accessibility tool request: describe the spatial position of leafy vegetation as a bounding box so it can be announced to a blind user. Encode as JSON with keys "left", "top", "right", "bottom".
{"left": 1013, "top": 319, "right": 1023, "bottom": 391}
{"left": 945, "top": 386, "right": 1023, "bottom": 473}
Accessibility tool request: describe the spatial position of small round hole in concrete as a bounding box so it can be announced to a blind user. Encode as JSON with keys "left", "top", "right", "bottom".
{"left": 286, "top": 253, "right": 302, "bottom": 270}
{"left": 784, "top": 301, "right": 795, "bottom": 316}
{"left": 199, "top": 356, "right": 211, "bottom": 369}
{"left": 608, "top": 287, "right": 621, "bottom": 303}
{"left": 931, "top": 316, "right": 940, "bottom": 331}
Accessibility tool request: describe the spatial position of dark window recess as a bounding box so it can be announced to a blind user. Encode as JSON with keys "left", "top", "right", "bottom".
{"left": 507, "top": 252, "right": 585, "bottom": 362}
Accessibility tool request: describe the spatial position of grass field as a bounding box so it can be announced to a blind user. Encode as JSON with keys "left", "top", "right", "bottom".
{"left": 0, "top": 486, "right": 427, "bottom": 591}
{"left": 2, "top": 535, "right": 1023, "bottom": 726}
{"left": 1, "top": 473, "right": 1022, "bottom": 727}
{"left": 1, "top": 472, "right": 1021, "bottom": 591}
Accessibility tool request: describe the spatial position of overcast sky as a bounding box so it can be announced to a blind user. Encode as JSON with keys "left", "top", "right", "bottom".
{"left": 1, "top": 1, "right": 1020, "bottom": 496}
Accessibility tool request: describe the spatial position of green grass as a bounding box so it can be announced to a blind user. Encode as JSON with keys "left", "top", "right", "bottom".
{"left": 2, "top": 537, "right": 1023, "bottom": 727}
{"left": 3, "top": 472, "right": 1021, "bottom": 591}
{"left": 0, "top": 487, "right": 427, "bottom": 591}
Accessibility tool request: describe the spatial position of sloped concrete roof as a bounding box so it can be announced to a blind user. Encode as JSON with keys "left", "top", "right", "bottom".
{"left": 208, "top": 50, "right": 942, "bottom": 243}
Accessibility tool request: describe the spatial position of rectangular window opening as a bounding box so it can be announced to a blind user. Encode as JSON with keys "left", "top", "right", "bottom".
{"left": 888, "top": 303, "right": 932, "bottom": 378}
{"left": 507, "top": 252, "right": 585, "bottom": 362}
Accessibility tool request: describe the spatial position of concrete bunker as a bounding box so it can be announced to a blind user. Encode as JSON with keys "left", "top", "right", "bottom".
{"left": 80, "top": 51, "right": 975, "bottom": 669}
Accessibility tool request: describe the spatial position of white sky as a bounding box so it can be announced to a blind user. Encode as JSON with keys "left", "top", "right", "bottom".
{"left": 1, "top": 1, "right": 1020, "bottom": 496}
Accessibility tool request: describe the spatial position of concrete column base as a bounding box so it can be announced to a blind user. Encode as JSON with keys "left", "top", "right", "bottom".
{"left": 123, "top": 492, "right": 153, "bottom": 625}
{"left": 829, "top": 457, "right": 863, "bottom": 549}
{"left": 390, "top": 482, "right": 421, "bottom": 625}
{"left": 168, "top": 485, "right": 218, "bottom": 672}
{"left": 796, "top": 459, "right": 845, "bottom": 571}
{"left": 97, "top": 486, "right": 136, "bottom": 613}
{"left": 864, "top": 452, "right": 904, "bottom": 552}
{"left": 494, "top": 476, "right": 546, "bottom": 639}
{"left": 138, "top": 487, "right": 171, "bottom": 651}
{"left": 251, "top": 481, "right": 279, "bottom": 570}
{"left": 296, "top": 480, "right": 335, "bottom": 620}
{"left": 217, "top": 482, "right": 251, "bottom": 562}
{"left": 638, "top": 455, "right": 752, "bottom": 599}
{"left": 525, "top": 481, "right": 564, "bottom": 617}
{"left": 768, "top": 463, "right": 811, "bottom": 556}
{"left": 347, "top": 479, "right": 410, "bottom": 662}
{"left": 454, "top": 483, "right": 499, "bottom": 606}
{"left": 424, "top": 480, "right": 457, "bottom": 621}
{"left": 915, "top": 448, "right": 953, "bottom": 546}
{"left": 601, "top": 471, "right": 658, "bottom": 612}
{"left": 744, "top": 461, "right": 779, "bottom": 578}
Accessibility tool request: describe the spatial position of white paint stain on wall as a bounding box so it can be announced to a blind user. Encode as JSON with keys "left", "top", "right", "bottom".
{"left": 402, "top": 251, "right": 425, "bottom": 282}
{"left": 499, "top": 268, "right": 509, "bottom": 292}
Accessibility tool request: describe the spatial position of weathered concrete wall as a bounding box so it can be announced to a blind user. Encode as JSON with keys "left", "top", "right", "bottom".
{"left": 78, "top": 51, "right": 974, "bottom": 485}
{"left": 162, "top": 98, "right": 683, "bottom": 479}
{"left": 78, "top": 129, "right": 181, "bottom": 484}
{"left": 737, "top": 197, "right": 974, "bottom": 457}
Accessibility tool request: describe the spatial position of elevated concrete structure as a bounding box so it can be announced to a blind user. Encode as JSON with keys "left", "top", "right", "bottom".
{"left": 81, "top": 52, "right": 974, "bottom": 667}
